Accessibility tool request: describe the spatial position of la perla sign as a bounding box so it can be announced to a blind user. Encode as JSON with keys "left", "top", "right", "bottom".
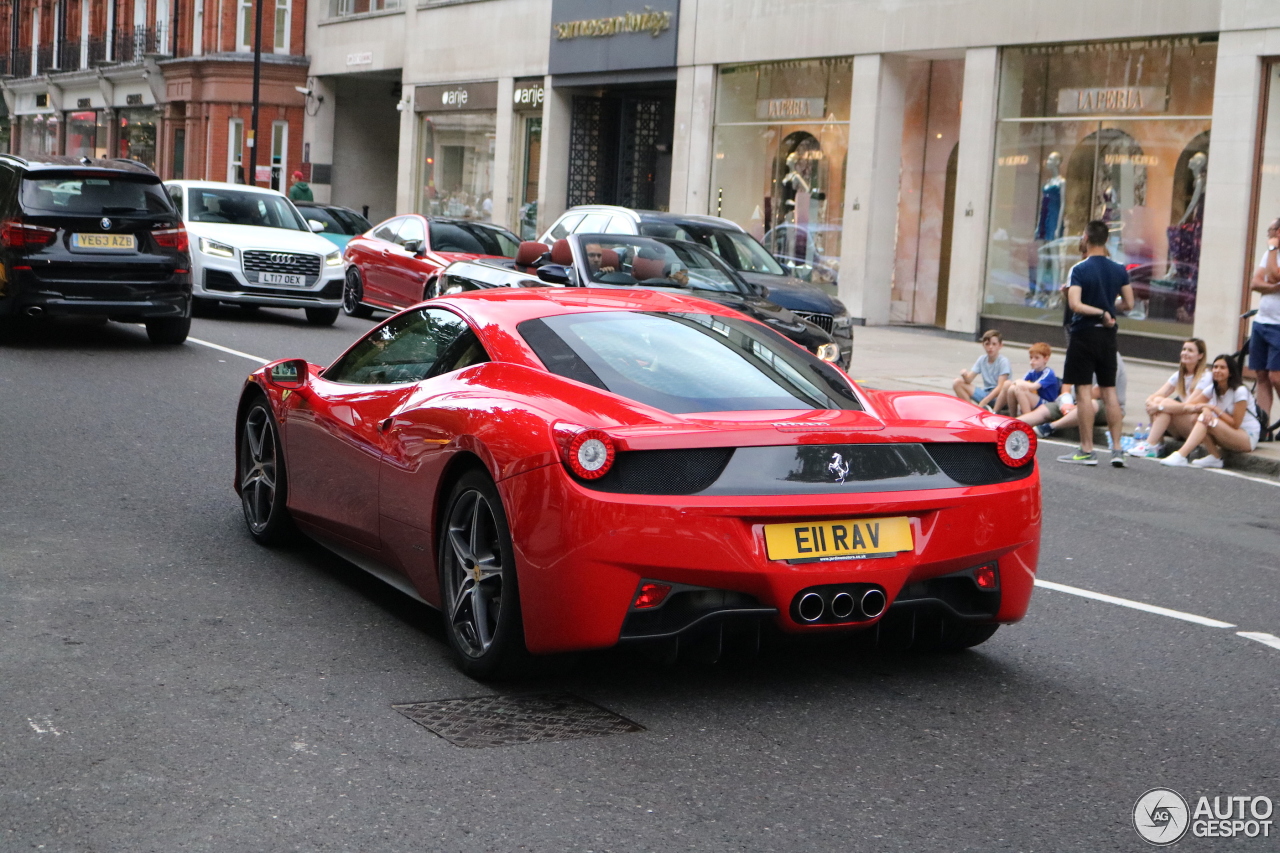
{"left": 1057, "top": 87, "right": 1168, "bottom": 114}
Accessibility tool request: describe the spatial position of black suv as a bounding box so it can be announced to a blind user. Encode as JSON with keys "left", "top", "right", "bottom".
{"left": 0, "top": 155, "right": 191, "bottom": 344}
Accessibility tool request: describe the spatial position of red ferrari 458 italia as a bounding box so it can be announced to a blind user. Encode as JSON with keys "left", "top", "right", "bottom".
{"left": 235, "top": 288, "right": 1040, "bottom": 678}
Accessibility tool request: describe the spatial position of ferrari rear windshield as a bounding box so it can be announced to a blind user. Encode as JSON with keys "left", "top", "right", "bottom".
{"left": 519, "top": 311, "right": 861, "bottom": 414}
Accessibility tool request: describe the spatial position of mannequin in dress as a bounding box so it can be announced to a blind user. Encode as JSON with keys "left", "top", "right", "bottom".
{"left": 1030, "top": 152, "right": 1066, "bottom": 306}
{"left": 1178, "top": 152, "right": 1207, "bottom": 225}
{"left": 1166, "top": 151, "right": 1208, "bottom": 321}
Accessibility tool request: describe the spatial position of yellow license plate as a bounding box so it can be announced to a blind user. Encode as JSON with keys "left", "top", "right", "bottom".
{"left": 764, "top": 516, "right": 914, "bottom": 563}
{"left": 73, "top": 233, "right": 136, "bottom": 250}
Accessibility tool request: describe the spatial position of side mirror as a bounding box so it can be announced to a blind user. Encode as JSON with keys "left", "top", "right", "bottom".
{"left": 748, "top": 280, "right": 769, "bottom": 298}
{"left": 308, "top": 219, "right": 326, "bottom": 233}
{"left": 403, "top": 239, "right": 424, "bottom": 255}
{"left": 536, "top": 264, "right": 571, "bottom": 285}
{"left": 267, "top": 358, "right": 309, "bottom": 390}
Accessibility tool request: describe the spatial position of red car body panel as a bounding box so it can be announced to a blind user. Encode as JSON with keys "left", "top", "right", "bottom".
{"left": 237, "top": 288, "right": 1041, "bottom": 654}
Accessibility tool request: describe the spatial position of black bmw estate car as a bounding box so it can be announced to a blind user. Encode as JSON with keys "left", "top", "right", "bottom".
{"left": 0, "top": 155, "right": 191, "bottom": 344}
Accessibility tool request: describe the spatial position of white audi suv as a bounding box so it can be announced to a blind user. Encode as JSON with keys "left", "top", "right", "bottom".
{"left": 164, "top": 180, "right": 345, "bottom": 325}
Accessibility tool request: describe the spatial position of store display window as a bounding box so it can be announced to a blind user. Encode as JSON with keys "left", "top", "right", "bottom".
{"left": 417, "top": 112, "right": 496, "bottom": 221}
{"left": 18, "top": 114, "right": 59, "bottom": 158}
{"left": 984, "top": 38, "right": 1216, "bottom": 337}
{"left": 711, "top": 58, "right": 852, "bottom": 295}
{"left": 66, "top": 111, "right": 109, "bottom": 159}
{"left": 118, "top": 108, "right": 159, "bottom": 171}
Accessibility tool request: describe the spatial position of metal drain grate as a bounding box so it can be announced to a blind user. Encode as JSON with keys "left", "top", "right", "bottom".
{"left": 393, "top": 693, "right": 645, "bottom": 748}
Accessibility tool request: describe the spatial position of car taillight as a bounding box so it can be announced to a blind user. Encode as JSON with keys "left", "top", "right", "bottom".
{"left": 1, "top": 220, "right": 56, "bottom": 249}
{"left": 565, "top": 429, "right": 616, "bottom": 479}
{"left": 996, "top": 420, "right": 1037, "bottom": 467}
{"left": 152, "top": 225, "right": 189, "bottom": 253}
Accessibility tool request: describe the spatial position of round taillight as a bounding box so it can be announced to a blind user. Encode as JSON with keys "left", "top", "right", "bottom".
{"left": 996, "top": 420, "right": 1037, "bottom": 467}
{"left": 566, "top": 429, "right": 615, "bottom": 480}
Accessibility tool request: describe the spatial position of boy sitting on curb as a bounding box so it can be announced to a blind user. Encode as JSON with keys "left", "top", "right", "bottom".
{"left": 953, "top": 329, "right": 1011, "bottom": 411}
{"left": 997, "top": 341, "right": 1060, "bottom": 416}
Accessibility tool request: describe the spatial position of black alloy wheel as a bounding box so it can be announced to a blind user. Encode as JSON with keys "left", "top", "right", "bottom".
{"left": 343, "top": 269, "right": 374, "bottom": 318}
{"left": 305, "top": 307, "right": 340, "bottom": 326}
{"left": 145, "top": 316, "right": 191, "bottom": 345}
{"left": 438, "top": 469, "right": 526, "bottom": 679}
{"left": 239, "top": 401, "right": 295, "bottom": 546}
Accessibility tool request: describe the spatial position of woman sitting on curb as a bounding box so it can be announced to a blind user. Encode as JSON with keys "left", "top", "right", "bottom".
{"left": 1128, "top": 338, "right": 1211, "bottom": 458}
{"left": 1160, "top": 355, "right": 1261, "bottom": 468}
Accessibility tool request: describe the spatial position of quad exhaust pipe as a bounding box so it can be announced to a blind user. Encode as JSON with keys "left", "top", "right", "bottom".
{"left": 792, "top": 585, "right": 887, "bottom": 624}
{"left": 25, "top": 306, "right": 43, "bottom": 317}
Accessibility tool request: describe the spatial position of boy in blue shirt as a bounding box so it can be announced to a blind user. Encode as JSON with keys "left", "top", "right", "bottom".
{"left": 997, "top": 341, "right": 1061, "bottom": 416}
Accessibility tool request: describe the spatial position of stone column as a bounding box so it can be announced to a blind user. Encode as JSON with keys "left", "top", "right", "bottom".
{"left": 303, "top": 75, "right": 336, "bottom": 205}
{"left": 670, "top": 63, "right": 714, "bottom": 215}
{"left": 944, "top": 46, "right": 1000, "bottom": 336}
{"left": 1194, "top": 29, "right": 1270, "bottom": 357}
{"left": 837, "top": 53, "right": 908, "bottom": 325}
{"left": 536, "top": 75, "right": 571, "bottom": 235}
{"left": 394, "top": 81, "right": 417, "bottom": 215}
{"left": 492, "top": 76, "right": 514, "bottom": 230}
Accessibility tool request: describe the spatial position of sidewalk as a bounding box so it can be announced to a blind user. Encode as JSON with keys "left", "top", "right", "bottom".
{"left": 848, "top": 324, "right": 1280, "bottom": 479}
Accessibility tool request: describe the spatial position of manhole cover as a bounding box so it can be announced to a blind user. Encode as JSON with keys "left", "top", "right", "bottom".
{"left": 393, "top": 693, "right": 645, "bottom": 748}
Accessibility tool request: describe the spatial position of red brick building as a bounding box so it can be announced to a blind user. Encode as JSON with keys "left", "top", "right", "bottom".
{"left": 0, "top": 0, "right": 308, "bottom": 190}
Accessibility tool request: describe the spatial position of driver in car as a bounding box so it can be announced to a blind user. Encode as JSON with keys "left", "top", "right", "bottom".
{"left": 585, "top": 243, "right": 616, "bottom": 277}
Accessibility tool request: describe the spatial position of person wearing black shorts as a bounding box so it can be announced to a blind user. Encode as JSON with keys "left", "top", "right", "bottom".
{"left": 1059, "top": 220, "right": 1134, "bottom": 467}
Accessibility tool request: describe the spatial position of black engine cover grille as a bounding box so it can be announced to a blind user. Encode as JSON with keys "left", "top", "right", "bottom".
{"left": 575, "top": 448, "right": 735, "bottom": 495}
{"left": 923, "top": 443, "right": 1034, "bottom": 486}
{"left": 793, "top": 311, "right": 834, "bottom": 333}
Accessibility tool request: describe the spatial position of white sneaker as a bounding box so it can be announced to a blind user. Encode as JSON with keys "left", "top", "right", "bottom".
{"left": 1191, "top": 454, "right": 1224, "bottom": 469}
{"left": 1160, "top": 452, "right": 1190, "bottom": 467}
{"left": 1126, "top": 441, "right": 1150, "bottom": 457}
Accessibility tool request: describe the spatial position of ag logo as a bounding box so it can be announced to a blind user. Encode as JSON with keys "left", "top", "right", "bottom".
{"left": 1134, "top": 788, "right": 1190, "bottom": 845}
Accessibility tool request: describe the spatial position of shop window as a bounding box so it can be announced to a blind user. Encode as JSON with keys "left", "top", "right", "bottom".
{"left": 984, "top": 38, "right": 1217, "bottom": 338}
{"left": 18, "top": 114, "right": 58, "bottom": 158}
{"left": 228, "top": 118, "right": 244, "bottom": 184}
{"left": 66, "top": 111, "right": 109, "bottom": 159}
{"left": 416, "top": 112, "right": 496, "bottom": 221}
{"left": 711, "top": 58, "right": 852, "bottom": 297}
{"left": 119, "top": 108, "right": 158, "bottom": 171}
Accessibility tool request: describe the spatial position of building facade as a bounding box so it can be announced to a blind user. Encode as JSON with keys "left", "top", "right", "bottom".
{"left": 0, "top": 0, "right": 309, "bottom": 192}
{"left": 304, "top": 0, "right": 1280, "bottom": 360}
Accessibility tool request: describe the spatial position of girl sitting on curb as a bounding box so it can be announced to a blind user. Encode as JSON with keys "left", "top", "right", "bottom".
{"left": 1160, "top": 355, "right": 1261, "bottom": 468}
{"left": 1128, "top": 338, "right": 1211, "bottom": 457}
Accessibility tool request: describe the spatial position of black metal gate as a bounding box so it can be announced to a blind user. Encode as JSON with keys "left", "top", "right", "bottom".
{"left": 567, "top": 95, "right": 669, "bottom": 209}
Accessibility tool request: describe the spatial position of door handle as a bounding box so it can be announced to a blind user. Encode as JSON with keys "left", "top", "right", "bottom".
{"left": 380, "top": 416, "right": 410, "bottom": 433}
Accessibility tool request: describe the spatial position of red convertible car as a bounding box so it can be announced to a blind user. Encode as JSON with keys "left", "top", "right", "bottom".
{"left": 236, "top": 288, "right": 1040, "bottom": 678}
{"left": 341, "top": 215, "right": 520, "bottom": 318}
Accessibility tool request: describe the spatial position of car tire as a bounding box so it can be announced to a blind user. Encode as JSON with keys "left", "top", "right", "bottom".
{"left": 305, "top": 307, "right": 340, "bottom": 326}
{"left": 238, "top": 399, "right": 296, "bottom": 546}
{"left": 343, "top": 269, "right": 374, "bottom": 318}
{"left": 145, "top": 316, "right": 191, "bottom": 345}
{"left": 438, "top": 468, "right": 528, "bottom": 680}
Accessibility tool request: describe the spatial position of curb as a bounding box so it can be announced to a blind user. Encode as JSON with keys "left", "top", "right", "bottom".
{"left": 1051, "top": 427, "right": 1280, "bottom": 480}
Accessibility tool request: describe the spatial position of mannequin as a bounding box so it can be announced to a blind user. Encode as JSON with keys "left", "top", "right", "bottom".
{"left": 1177, "top": 152, "right": 1207, "bottom": 225}
{"left": 1029, "top": 152, "right": 1066, "bottom": 306}
{"left": 1167, "top": 151, "right": 1207, "bottom": 320}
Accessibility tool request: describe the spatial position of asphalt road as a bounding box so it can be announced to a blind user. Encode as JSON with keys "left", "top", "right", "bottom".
{"left": 2, "top": 307, "right": 1277, "bottom": 852}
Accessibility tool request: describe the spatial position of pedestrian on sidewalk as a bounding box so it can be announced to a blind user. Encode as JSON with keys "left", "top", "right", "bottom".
{"left": 997, "top": 342, "right": 1060, "bottom": 416}
{"left": 1128, "top": 337, "right": 1211, "bottom": 458}
{"left": 953, "top": 329, "right": 1011, "bottom": 410}
{"left": 1022, "top": 353, "right": 1127, "bottom": 438}
{"left": 288, "top": 170, "right": 313, "bottom": 202}
{"left": 1248, "top": 216, "right": 1280, "bottom": 434}
{"left": 1160, "top": 355, "right": 1261, "bottom": 468}
{"left": 1057, "top": 220, "right": 1134, "bottom": 467}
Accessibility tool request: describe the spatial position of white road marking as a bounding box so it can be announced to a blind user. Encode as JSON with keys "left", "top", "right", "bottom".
{"left": 1033, "top": 579, "right": 1236, "bottom": 628}
{"left": 1237, "top": 632, "right": 1280, "bottom": 651}
{"left": 187, "top": 336, "right": 270, "bottom": 364}
{"left": 28, "top": 717, "right": 64, "bottom": 735}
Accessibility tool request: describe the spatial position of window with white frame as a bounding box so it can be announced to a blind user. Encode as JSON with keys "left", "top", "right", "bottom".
{"left": 228, "top": 119, "right": 244, "bottom": 184}
{"left": 273, "top": 0, "right": 290, "bottom": 53}
{"left": 270, "top": 121, "right": 287, "bottom": 191}
{"left": 236, "top": 0, "right": 253, "bottom": 51}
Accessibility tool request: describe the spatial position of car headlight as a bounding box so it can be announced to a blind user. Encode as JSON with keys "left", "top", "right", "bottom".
{"left": 198, "top": 237, "right": 235, "bottom": 258}
{"left": 816, "top": 343, "right": 840, "bottom": 363}
{"left": 325, "top": 250, "right": 342, "bottom": 267}
{"left": 833, "top": 314, "right": 853, "bottom": 328}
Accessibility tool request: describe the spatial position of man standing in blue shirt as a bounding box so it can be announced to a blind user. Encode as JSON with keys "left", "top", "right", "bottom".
{"left": 1058, "top": 220, "right": 1134, "bottom": 467}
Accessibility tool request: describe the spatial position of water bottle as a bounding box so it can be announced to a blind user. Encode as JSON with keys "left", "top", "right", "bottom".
{"left": 1136, "top": 422, "right": 1148, "bottom": 442}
